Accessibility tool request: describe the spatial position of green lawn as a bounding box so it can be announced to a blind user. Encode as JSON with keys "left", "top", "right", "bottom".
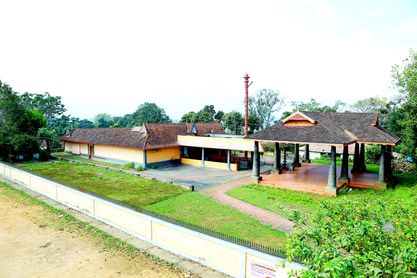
{"left": 145, "top": 192, "right": 287, "bottom": 248}
{"left": 228, "top": 185, "right": 326, "bottom": 220}
{"left": 53, "top": 152, "right": 125, "bottom": 169}
{"left": 19, "top": 161, "right": 288, "bottom": 249}
{"left": 20, "top": 161, "right": 185, "bottom": 207}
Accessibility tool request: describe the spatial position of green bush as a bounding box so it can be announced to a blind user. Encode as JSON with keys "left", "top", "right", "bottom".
{"left": 123, "top": 162, "right": 135, "bottom": 169}
{"left": 287, "top": 193, "right": 417, "bottom": 277}
{"left": 366, "top": 145, "right": 381, "bottom": 164}
{"left": 136, "top": 165, "right": 147, "bottom": 171}
{"left": 151, "top": 164, "right": 158, "bottom": 169}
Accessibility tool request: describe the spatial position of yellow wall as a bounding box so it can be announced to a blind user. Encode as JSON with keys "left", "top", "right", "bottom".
{"left": 94, "top": 144, "right": 144, "bottom": 164}
{"left": 147, "top": 147, "right": 180, "bottom": 163}
{"left": 65, "top": 142, "right": 88, "bottom": 155}
{"left": 181, "top": 158, "right": 238, "bottom": 171}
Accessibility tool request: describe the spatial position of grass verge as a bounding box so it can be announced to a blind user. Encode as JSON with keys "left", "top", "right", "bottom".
{"left": 19, "top": 161, "right": 186, "bottom": 207}
{"left": 0, "top": 180, "right": 187, "bottom": 274}
{"left": 18, "top": 161, "right": 288, "bottom": 249}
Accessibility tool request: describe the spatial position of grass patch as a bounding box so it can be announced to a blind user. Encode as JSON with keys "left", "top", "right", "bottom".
{"left": 19, "top": 161, "right": 186, "bottom": 207}
{"left": 145, "top": 192, "right": 287, "bottom": 249}
{"left": 19, "top": 161, "right": 288, "bottom": 249}
{"left": 53, "top": 152, "right": 124, "bottom": 169}
{"left": 227, "top": 185, "right": 326, "bottom": 220}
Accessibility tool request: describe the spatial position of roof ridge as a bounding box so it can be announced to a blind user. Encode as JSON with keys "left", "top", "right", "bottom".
{"left": 316, "top": 114, "right": 347, "bottom": 144}
{"left": 326, "top": 113, "right": 357, "bottom": 142}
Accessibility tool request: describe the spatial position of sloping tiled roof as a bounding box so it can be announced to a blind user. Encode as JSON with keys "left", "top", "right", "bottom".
{"left": 63, "top": 122, "right": 224, "bottom": 150}
{"left": 249, "top": 112, "right": 399, "bottom": 145}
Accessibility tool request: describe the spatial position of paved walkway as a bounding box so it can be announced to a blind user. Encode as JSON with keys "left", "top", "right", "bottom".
{"left": 203, "top": 178, "right": 295, "bottom": 234}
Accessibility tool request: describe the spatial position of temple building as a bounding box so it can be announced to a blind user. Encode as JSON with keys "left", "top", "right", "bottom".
{"left": 62, "top": 122, "right": 261, "bottom": 171}
{"left": 248, "top": 111, "right": 399, "bottom": 196}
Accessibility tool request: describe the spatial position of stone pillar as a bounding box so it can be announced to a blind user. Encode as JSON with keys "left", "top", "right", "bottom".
{"left": 227, "top": 150, "right": 231, "bottom": 171}
{"left": 201, "top": 148, "right": 205, "bottom": 166}
{"left": 252, "top": 141, "right": 262, "bottom": 181}
{"left": 303, "top": 144, "right": 311, "bottom": 163}
{"left": 283, "top": 147, "right": 288, "bottom": 169}
{"left": 385, "top": 145, "right": 392, "bottom": 181}
{"left": 359, "top": 143, "right": 367, "bottom": 172}
{"left": 326, "top": 146, "right": 337, "bottom": 195}
{"left": 339, "top": 145, "right": 350, "bottom": 182}
{"left": 272, "top": 142, "right": 282, "bottom": 174}
{"left": 351, "top": 143, "right": 360, "bottom": 173}
{"left": 376, "top": 145, "right": 386, "bottom": 185}
{"left": 294, "top": 144, "right": 301, "bottom": 167}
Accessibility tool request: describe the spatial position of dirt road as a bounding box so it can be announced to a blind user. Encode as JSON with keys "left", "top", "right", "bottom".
{"left": 0, "top": 183, "right": 189, "bottom": 278}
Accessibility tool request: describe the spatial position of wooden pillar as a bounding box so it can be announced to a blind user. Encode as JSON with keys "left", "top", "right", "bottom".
{"left": 201, "top": 148, "right": 205, "bottom": 166}
{"left": 351, "top": 143, "right": 360, "bottom": 173}
{"left": 359, "top": 143, "right": 366, "bottom": 172}
{"left": 227, "top": 150, "right": 231, "bottom": 171}
{"left": 252, "top": 141, "right": 262, "bottom": 181}
{"left": 339, "top": 145, "right": 350, "bottom": 182}
{"left": 326, "top": 146, "right": 337, "bottom": 195}
{"left": 293, "top": 144, "right": 301, "bottom": 167}
{"left": 272, "top": 142, "right": 282, "bottom": 174}
{"left": 376, "top": 145, "right": 386, "bottom": 185}
{"left": 303, "top": 144, "right": 311, "bottom": 163}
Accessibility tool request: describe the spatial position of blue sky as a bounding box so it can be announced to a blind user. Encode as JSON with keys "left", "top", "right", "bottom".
{"left": 1, "top": 0, "right": 416, "bottom": 121}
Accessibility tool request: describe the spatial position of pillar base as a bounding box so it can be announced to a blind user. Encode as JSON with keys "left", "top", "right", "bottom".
{"left": 374, "top": 181, "right": 387, "bottom": 187}
{"left": 271, "top": 169, "right": 282, "bottom": 174}
{"left": 339, "top": 177, "right": 350, "bottom": 183}
{"left": 302, "top": 159, "right": 311, "bottom": 163}
{"left": 251, "top": 176, "right": 262, "bottom": 182}
{"left": 324, "top": 186, "right": 338, "bottom": 196}
{"left": 350, "top": 168, "right": 362, "bottom": 173}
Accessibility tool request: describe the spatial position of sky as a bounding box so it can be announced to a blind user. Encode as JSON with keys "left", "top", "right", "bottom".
{"left": 1, "top": 0, "right": 416, "bottom": 121}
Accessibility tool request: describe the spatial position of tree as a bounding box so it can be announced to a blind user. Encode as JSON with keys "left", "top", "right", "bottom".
{"left": 351, "top": 97, "right": 388, "bottom": 112}
{"left": 180, "top": 111, "right": 197, "bottom": 123}
{"left": 20, "top": 92, "right": 66, "bottom": 123}
{"left": 214, "top": 110, "right": 224, "bottom": 122}
{"left": 77, "top": 119, "right": 95, "bottom": 128}
{"left": 249, "top": 89, "right": 285, "bottom": 129}
{"left": 94, "top": 113, "right": 114, "bottom": 128}
{"left": 392, "top": 49, "right": 417, "bottom": 157}
{"left": 223, "top": 111, "right": 244, "bottom": 135}
{"left": 195, "top": 105, "right": 216, "bottom": 123}
{"left": 0, "top": 81, "right": 47, "bottom": 161}
{"left": 248, "top": 113, "right": 261, "bottom": 133}
{"left": 131, "top": 102, "right": 172, "bottom": 125}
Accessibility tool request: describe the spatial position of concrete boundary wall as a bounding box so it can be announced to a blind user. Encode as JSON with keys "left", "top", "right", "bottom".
{"left": 0, "top": 162, "right": 304, "bottom": 277}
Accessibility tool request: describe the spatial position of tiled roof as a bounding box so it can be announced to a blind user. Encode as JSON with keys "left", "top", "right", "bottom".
{"left": 63, "top": 122, "right": 224, "bottom": 150}
{"left": 249, "top": 112, "right": 399, "bottom": 145}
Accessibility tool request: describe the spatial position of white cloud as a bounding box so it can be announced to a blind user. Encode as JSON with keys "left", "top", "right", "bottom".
{"left": 311, "top": 0, "right": 339, "bottom": 24}
{"left": 397, "top": 16, "right": 417, "bottom": 34}
{"left": 0, "top": 0, "right": 412, "bottom": 120}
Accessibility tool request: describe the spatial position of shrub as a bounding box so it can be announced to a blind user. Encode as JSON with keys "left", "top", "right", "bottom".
{"left": 366, "top": 144, "right": 381, "bottom": 164}
{"left": 123, "top": 162, "right": 135, "bottom": 169}
{"left": 151, "top": 164, "right": 158, "bottom": 169}
{"left": 392, "top": 155, "right": 416, "bottom": 174}
{"left": 136, "top": 165, "right": 147, "bottom": 171}
{"left": 287, "top": 194, "right": 417, "bottom": 277}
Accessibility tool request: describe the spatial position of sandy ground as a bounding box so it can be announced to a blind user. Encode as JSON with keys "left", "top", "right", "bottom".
{"left": 0, "top": 187, "right": 186, "bottom": 278}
